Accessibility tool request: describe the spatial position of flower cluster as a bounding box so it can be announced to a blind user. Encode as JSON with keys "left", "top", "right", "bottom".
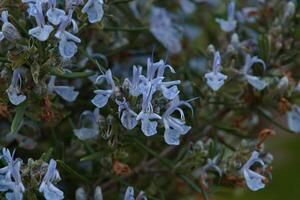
{"left": 204, "top": 1, "right": 268, "bottom": 92}
{"left": 20, "top": 0, "right": 104, "bottom": 59}
{"left": 1, "top": 0, "right": 300, "bottom": 199}
{"left": 74, "top": 57, "right": 192, "bottom": 145}
{"left": 0, "top": 148, "right": 63, "bottom": 200}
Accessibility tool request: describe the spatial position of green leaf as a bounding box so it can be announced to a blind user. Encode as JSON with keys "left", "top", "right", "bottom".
{"left": 80, "top": 152, "right": 102, "bottom": 162}
{"left": 258, "top": 34, "right": 270, "bottom": 64}
{"left": 10, "top": 101, "right": 27, "bottom": 134}
{"left": 40, "top": 148, "right": 53, "bottom": 162}
{"left": 50, "top": 69, "right": 95, "bottom": 79}
{"left": 133, "top": 138, "right": 173, "bottom": 168}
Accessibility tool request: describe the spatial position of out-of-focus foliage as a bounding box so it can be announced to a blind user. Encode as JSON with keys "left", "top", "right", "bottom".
{"left": 1, "top": 0, "right": 300, "bottom": 199}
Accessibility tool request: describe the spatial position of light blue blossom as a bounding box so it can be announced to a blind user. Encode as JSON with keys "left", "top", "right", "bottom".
{"left": 150, "top": 7, "right": 182, "bottom": 54}
{"left": 48, "top": 76, "right": 79, "bottom": 102}
{"left": 75, "top": 186, "right": 103, "bottom": 200}
{"left": 204, "top": 51, "right": 228, "bottom": 91}
{"left": 46, "top": 0, "right": 66, "bottom": 25}
{"left": 28, "top": 1, "right": 54, "bottom": 41}
{"left": 0, "top": 11, "right": 21, "bottom": 41}
{"left": 55, "top": 10, "right": 81, "bottom": 59}
{"left": 179, "top": 0, "right": 196, "bottom": 14}
{"left": 287, "top": 105, "right": 300, "bottom": 133}
{"left": 162, "top": 97, "right": 192, "bottom": 145}
{"left": 241, "top": 151, "right": 266, "bottom": 191}
{"left": 73, "top": 109, "right": 99, "bottom": 140}
{"left": 216, "top": 2, "right": 237, "bottom": 32}
{"left": 116, "top": 98, "right": 138, "bottom": 130}
{"left": 192, "top": 155, "right": 222, "bottom": 188}
{"left": 0, "top": 32, "right": 3, "bottom": 41}
{"left": 39, "top": 159, "right": 64, "bottom": 200}
{"left": 94, "top": 186, "right": 103, "bottom": 200}
{"left": 0, "top": 148, "right": 25, "bottom": 200}
{"left": 82, "top": 0, "right": 104, "bottom": 23}
{"left": 242, "top": 54, "right": 268, "bottom": 91}
{"left": 91, "top": 70, "right": 116, "bottom": 108}
{"left": 139, "top": 58, "right": 180, "bottom": 100}
{"left": 136, "top": 86, "right": 161, "bottom": 137}
{"left": 155, "top": 59, "right": 181, "bottom": 100}
{"left": 123, "top": 65, "right": 143, "bottom": 97}
{"left": 6, "top": 69, "right": 27, "bottom": 106}
{"left": 75, "top": 187, "right": 86, "bottom": 200}
{"left": 192, "top": 155, "right": 222, "bottom": 178}
{"left": 124, "top": 186, "right": 147, "bottom": 200}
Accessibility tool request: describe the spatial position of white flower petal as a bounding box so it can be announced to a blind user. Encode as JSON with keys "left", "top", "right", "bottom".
{"left": 82, "top": 0, "right": 104, "bottom": 23}
{"left": 53, "top": 86, "right": 79, "bottom": 102}
{"left": 245, "top": 74, "right": 268, "bottom": 91}
{"left": 29, "top": 25, "right": 54, "bottom": 41}
{"left": 46, "top": 8, "right": 65, "bottom": 25}
{"left": 91, "top": 90, "right": 112, "bottom": 108}
{"left": 141, "top": 118, "right": 158, "bottom": 136}
{"left": 124, "top": 186, "right": 135, "bottom": 200}
{"left": 74, "top": 128, "right": 99, "bottom": 140}
{"left": 287, "top": 105, "right": 300, "bottom": 133}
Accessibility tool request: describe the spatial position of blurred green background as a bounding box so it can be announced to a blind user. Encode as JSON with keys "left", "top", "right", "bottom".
{"left": 214, "top": 133, "right": 300, "bottom": 200}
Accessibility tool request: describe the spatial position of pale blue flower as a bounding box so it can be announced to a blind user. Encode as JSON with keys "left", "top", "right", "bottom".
{"left": 150, "top": 7, "right": 182, "bottom": 54}
{"left": 124, "top": 186, "right": 147, "bottom": 200}
{"left": 179, "top": 0, "right": 196, "bottom": 14}
{"left": 94, "top": 186, "right": 103, "bottom": 200}
{"left": 28, "top": 1, "right": 54, "bottom": 41}
{"left": 155, "top": 59, "right": 181, "bottom": 99}
{"left": 287, "top": 105, "right": 300, "bottom": 133}
{"left": 82, "top": 0, "right": 104, "bottom": 23}
{"left": 242, "top": 54, "right": 268, "bottom": 91}
{"left": 0, "top": 32, "right": 4, "bottom": 41}
{"left": 241, "top": 151, "right": 266, "bottom": 191}
{"left": 204, "top": 51, "right": 228, "bottom": 91}
{"left": 124, "top": 186, "right": 134, "bottom": 200}
{"left": 116, "top": 98, "right": 138, "bottom": 130}
{"left": 0, "top": 148, "right": 25, "bottom": 200}
{"left": 123, "top": 65, "right": 143, "bottom": 97}
{"left": 75, "top": 186, "right": 103, "bottom": 200}
{"left": 192, "top": 155, "right": 222, "bottom": 178}
{"left": 91, "top": 70, "right": 116, "bottom": 108}
{"left": 39, "top": 159, "right": 64, "bottom": 200}
{"left": 159, "top": 80, "right": 181, "bottom": 100}
{"left": 73, "top": 109, "right": 99, "bottom": 140}
{"left": 216, "top": 2, "right": 237, "bottom": 32}
{"left": 46, "top": 0, "right": 66, "bottom": 25}
{"left": 136, "top": 85, "right": 162, "bottom": 136}
{"left": 162, "top": 97, "right": 192, "bottom": 145}
{"left": 139, "top": 58, "right": 180, "bottom": 100}
{"left": 6, "top": 69, "right": 27, "bottom": 106}
{"left": 48, "top": 76, "right": 79, "bottom": 102}
{"left": 0, "top": 11, "right": 21, "bottom": 41}
{"left": 55, "top": 10, "right": 81, "bottom": 59}
{"left": 75, "top": 187, "right": 86, "bottom": 200}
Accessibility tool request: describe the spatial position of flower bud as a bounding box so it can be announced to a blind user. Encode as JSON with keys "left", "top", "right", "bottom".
{"left": 207, "top": 44, "right": 215, "bottom": 55}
